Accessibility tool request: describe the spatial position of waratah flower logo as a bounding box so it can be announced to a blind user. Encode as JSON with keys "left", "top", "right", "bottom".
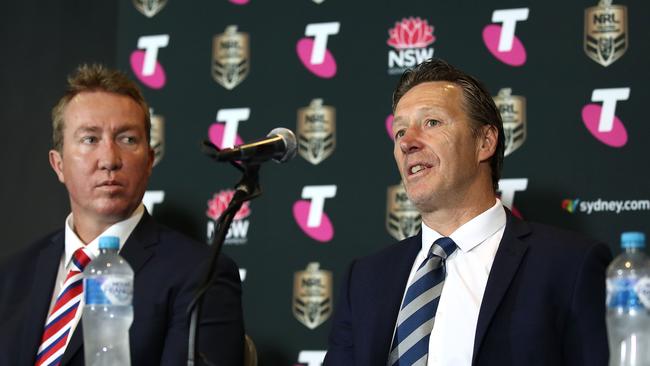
{"left": 387, "top": 17, "right": 436, "bottom": 50}
{"left": 206, "top": 190, "right": 251, "bottom": 221}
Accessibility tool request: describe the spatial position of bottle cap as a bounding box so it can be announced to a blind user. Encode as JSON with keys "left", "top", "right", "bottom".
{"left": 99, "top": 236, "right": 120, "bottom": 250}
{"left": 621, "top": 231, "right": 645, "bottom": 249}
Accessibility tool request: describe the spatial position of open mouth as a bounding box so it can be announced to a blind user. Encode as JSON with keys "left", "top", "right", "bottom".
{"left": 407, "top": 163, "right": 432, "bottom": 176}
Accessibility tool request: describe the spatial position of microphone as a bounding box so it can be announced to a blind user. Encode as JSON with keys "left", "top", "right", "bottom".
{"left": 215, "top": 127, "right": 297, "bottom": 163}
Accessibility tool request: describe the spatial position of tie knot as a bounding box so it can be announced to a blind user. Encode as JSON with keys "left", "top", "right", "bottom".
{"left": 71, "top": 247, "right": 93, "bottom": 272}
{"left": 429, "top": 237, "right": 457, "bottom": 260}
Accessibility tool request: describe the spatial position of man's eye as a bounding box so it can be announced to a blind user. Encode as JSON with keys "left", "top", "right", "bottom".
{"left": 394, "top": 129, "right": 405, "bottom": 140}
{"left": 120, "top": 136, "right": 137, "bottom": 144}
{"left": 81, "top": 136, "right": 97, "bottom": 144}
{"left": 424, "top": 119, "right": 440, "bottom": 127}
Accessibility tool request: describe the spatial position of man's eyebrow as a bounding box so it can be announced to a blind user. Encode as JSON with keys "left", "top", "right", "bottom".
{"left": 72, "top": 125, "right": 101, "bottom": 135}
{"left": 392, "top": 116, "right": 407, "bottom": 127}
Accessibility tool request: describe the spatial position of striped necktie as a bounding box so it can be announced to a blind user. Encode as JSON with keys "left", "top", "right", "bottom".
{"left": 388, "top": 237, "right": 457, "bottom": 366}
{"left": 35, "top": 247, "right": 93, "bottom": 366}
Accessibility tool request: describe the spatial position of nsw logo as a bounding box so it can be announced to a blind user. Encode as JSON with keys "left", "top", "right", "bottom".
{"left": 581, "top": 88, "right": 629, "bottom": 147}
{"left": 130, "top": 34, "right": 169, "bottom": 89}
{"left": 387, "top": 17, "right": 435, "bottom": 75}
{"left": 482, "top": 8, "right": 529, "bottom": 66}
{"left": 293, "top": 185, "right": 336, "bottom": 242}
{"left": 206, "top": 190, "right": 251, "bottom": 245}
{"left": 296, "top": 22, "right": 340, "bottom": 78}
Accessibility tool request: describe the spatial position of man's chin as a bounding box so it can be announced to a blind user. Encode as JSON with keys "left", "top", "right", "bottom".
{"left": 92, "top": 203, "right": 138, "bottom": 222}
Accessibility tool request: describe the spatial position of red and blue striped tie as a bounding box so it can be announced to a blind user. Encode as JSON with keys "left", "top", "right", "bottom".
{"left": 35, "top": 247, "right": 93, "bottom": 366}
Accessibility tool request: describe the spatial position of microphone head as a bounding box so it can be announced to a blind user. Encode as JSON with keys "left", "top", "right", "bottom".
{"left": 268, "top": 127, "right": 297, "bottom": 163}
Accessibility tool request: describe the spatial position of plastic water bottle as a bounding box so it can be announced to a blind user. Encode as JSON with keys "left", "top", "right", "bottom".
{"left": 82, "top": 236, "right": 134, "bottom": 366}
{"left": 607, "top": 232, "right": 650, "bottom": 366}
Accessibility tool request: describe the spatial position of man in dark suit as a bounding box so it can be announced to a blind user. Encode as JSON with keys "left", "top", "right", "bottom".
{"left": 324, "top": 58, "right": 611, "bottom": 366}
{"left": 0, "top": 64, "right": 244, "bottom": 365}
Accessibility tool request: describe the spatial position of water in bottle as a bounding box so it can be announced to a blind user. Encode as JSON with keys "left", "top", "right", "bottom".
{"left": 607, "top": 231, "right": 650, "bottom": 366}
{"left": 82, "top": 236, "right": 134, "bottom": 366}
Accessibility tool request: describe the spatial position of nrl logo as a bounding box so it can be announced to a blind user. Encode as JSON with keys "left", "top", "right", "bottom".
{"left": 293, "top": 263, "right": 333, "bottom": 330}
{"left": 150, "top": 110, "right": 164, "bottom": 166}
{"left": 297, "top": 99, "right": 336, "bottom": 165}
{"left": 584, "top": 0, "right": 628, "bottom": 67}
{"left": 493, "top": 88, "right": 526, "bottom": 157}
{"left": 386, "top": 184, "right": 421, "bottom": 241}
{"left": 212, "top": 25, "right": 250, "bottom": 90}
{"left": 133, "top": 0, "right": 167, "bottom": 18}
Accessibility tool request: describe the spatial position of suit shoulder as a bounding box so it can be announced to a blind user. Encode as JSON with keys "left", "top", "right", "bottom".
{"left": 0, "top": 229, "right": 63, "bottom": 270}
{"left": 152, "top": 222, "right": 238, "bottom": 271}
{"left": 524, "top": 220, "right": 610, "bottom": 257}
{"left": 352, "top": 235, "right": 420, "bottom": 270}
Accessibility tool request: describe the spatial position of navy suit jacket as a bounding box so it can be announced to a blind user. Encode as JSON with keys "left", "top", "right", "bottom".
{"left": 0, "top": 212, "right": 244, "bottom": 366}
{"left": 324, "top": 209, "right": 612, "bottom": 366}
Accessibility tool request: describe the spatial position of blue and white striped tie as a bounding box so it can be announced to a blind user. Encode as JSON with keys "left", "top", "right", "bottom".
{"left": 388, "top": 237, "right": 457, "bottom": 366}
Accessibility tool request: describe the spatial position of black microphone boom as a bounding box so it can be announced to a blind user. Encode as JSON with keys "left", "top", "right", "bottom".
{"left": 216, "top": 127, "right": 297, "bottom": 163}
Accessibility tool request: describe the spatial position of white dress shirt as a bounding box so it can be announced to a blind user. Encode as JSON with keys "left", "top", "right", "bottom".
{"left": 46, "top": 204, "right": 145, "bottom": 349}
{"left": 396, "top": 199, "right": 506, "bottom": 366}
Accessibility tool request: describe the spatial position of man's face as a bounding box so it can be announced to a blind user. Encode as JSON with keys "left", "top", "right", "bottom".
{"left": 392, "top": 81, "right": 490, "bottom": 212}
{"left": 49, "top": 91, "right": 153, "bottom": 224}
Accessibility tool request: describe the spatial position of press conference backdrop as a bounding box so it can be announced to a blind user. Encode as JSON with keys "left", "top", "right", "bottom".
{"left": 3, "top": 0, "right": 649, "bottom": 365}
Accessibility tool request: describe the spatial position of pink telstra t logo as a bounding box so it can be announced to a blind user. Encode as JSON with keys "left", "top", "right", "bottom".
{"left": 130, "top": 34, "right": 169, "bottom": 89}
{"left": 581, "top": 88, "right": 630, "bottom": 147}
{"left": 293, "top": 185, "right": 337, "bottom": 242}
{"left": 296, "top": 22, "right": 340, "bottom": 78}
{"left": 482, "top": 8, "right": 529, "bottom": 67}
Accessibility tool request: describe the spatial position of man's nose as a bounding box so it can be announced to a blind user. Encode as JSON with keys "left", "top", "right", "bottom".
{"left": 399, "top": 126, "right": 423, "bottom": 154}
{"left": 98, "top": 140, "right": 123, "bottom": 171}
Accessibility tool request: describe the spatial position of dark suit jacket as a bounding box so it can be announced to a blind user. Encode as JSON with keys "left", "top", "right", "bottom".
{"left": 324, "top": 209, "right": 612, "bottom": 366}
{"left": 0, "top": 212, "right": 244, "bottom": 366}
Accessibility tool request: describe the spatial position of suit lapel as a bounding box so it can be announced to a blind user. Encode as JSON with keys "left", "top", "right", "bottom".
{"left": 18, "top": 232, "right": 64, "bottom": 365}
{"left": 370, "top": 233, "right": 422, "bottom": 364}
{"left": 472, "top": 209, "right": 530, "bottom": 364}
{"left": 60, "top": 212, "right": 159, "bottom": 365}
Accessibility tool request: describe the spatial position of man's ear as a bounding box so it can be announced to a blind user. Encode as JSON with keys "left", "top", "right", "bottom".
{"left": 478, "top": 124, "right": 498, "bottom": 162}
{"left": 49, "top": 149, "right": 65, "bottom": 183}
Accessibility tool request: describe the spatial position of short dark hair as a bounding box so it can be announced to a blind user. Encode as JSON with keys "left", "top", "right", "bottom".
{"left": 392, "top": 58, "right": 504, "bottom": 192}
{"left": 52, "top": 64, "right": 150, "bottom": 152}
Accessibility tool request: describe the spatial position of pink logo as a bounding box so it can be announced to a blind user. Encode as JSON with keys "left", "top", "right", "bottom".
{"left": 482, "top": 25, "right": 526, "bottom": 66}
{"left": 229, "top": 0, "right": 249, "bottom": 4}
{"left": 387, "top": 17, "right": 435, "bottom": 49}
{"left": 292, "top": 200, "right": 334, "bottom": 242}
{"left": 130, "top": 50, "right": 166, "bottom": 89}
{"left": 581, "top": 104, "right": 628, "bottom": 147}
{"left": 296, "top": 38, "right": 337, "bottom": 78}
{"left": 208, "top": 123, "right": 244, "bottom": 149}
{"left": 385, "top": 114, "right": 394, "bottom": 140}
{"left": 207, "top": 190, "right": 251, "bottom": 220}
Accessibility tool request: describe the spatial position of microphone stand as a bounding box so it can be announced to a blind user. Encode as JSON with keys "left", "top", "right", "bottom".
{"left": 187, "top": 141, "right": 262, "bottom": 366}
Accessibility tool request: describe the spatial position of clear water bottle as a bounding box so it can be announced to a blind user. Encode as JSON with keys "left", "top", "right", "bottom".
{"left": 82, "top": 236, "right": 134, "bottom": 366}
{"left": 607, "top": 232, "right": 650, "bottom": 366}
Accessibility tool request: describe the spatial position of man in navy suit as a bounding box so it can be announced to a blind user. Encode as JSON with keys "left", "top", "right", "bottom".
{"left": 0, "top": 64, "right": 244, "bottom": 365}
{"left": 324, "top": 58, "right": 611, "bottom": 366}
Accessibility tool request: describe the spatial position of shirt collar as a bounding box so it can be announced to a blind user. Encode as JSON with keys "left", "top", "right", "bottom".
{"left": 421, "top": 198, "right": 506, "bottom": 253}
{"left": 63, "top": 204, "right": 146, "bottom": 269}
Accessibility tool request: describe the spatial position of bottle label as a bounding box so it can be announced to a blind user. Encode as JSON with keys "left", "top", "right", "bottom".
{"left": 607, "top": 277, "right": 647, "bottom": 310}
{"left": 85, "top": 276, "right": 133, "bottom": 306}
